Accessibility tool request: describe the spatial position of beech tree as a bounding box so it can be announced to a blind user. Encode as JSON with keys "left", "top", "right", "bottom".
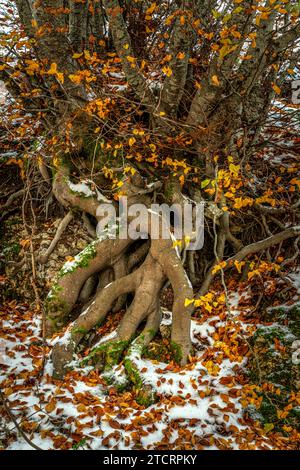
{"left": 1, "top": 0, "right": 299, "bottom": 404}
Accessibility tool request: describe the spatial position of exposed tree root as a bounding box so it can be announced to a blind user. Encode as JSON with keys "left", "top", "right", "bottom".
{"left": 45, "top": 237, "right": 132, "bottom": 336}
{"left": 50, "top": 234, "right": 193, "bottom": 389}
{"left": 39, "top": 210, "right": 73, "bottom": 264}
{"left": 123, "top": 306, "right": 161, "bottom": 405}
{"left": 46, "top": 168, "right": 196, "bottom": 406}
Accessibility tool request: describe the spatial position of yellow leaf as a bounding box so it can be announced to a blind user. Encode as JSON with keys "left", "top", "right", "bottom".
{"left": 128, "top": 137, "right": 136, "bottom": 147}
{"left": 133, "top": 128, "right": 145, "bottom": 135}
{"left": 272, "top": 83, "right": 281, "bottom": 95}
{"left": 162, "top": 65, "right": 172, "bottom": 77}
{"left": 56, "top": 72, "right": 64, "bottom": 83}
{"left": 146, "top": 2, "right": 156, "bottom": 15}
{"left": 172, "top": 239, "right": 182, "bottom": 249}
{"left": 69, "top": 73, "right": 82, "bottom": 84}
{"left": 219, "top": 45, "right": 237, "bottom": 60}
{"left": 84, "top": 50, "right": 91, "bottom": 60}
{"left": 184, "top": 298, "right": 194, "bottom": 307}
{"left": 264, "top": 423, "right": 274, "bottom": 434}
{"left": 47, "top": 63, "right": 58, "bottom": 75}
{"left": 211, "top": 75, "right": 220, "bottom": 86}
{"left": 234, "top": 260, "right": 245, "bottom": 274}
{"left": 184, "top": 235, "right": 191, "bottom": 246}
{"left": 229, "top": 163, "right": 240, "bottom": 177}
{"left": 212, "top": 261, "right": 227, "bottom": 275}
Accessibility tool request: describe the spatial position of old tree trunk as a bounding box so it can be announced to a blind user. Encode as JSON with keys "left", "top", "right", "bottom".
{"left": 1, "top": 1, "right": 299, "bottom": 405}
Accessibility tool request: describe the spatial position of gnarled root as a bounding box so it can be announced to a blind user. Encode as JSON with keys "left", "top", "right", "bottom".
{"left": 50, "top": 234, "right": 193, "bottom": 389}
{"left": 123, "top": 305, "right": 161, "bottom": 405}
{"left": 45, "top": 237, "right": 132, "bottom": 336}
{"left": 47, "top": 173, "right": 195, "bottom": 404}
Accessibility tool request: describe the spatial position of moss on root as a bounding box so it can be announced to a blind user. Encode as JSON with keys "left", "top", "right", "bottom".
{"left": 81, "top": 339, "right": 129, "bottom": 370}
{"left": 45, "top": 242, "right": 99, "bottom": 334}
{"left": 124, "top": 357, "right": 143, "bottom": 389}
{"left": 44, "top": 285, "right": 70, "bottom": 334}
{"left": 124, "top": 357, "right": 157, "bottom": 406}
{"left": 58, "top": 241, "right": 98, "bottom": 278}
{"left": 71, "top": 326, "right": 89, "bottom": 336}
{"left": 105, "top": 341, "right": 129, "bottom": 369}
{"left": 170, "top": 341, "right": 183, "bottom": 364}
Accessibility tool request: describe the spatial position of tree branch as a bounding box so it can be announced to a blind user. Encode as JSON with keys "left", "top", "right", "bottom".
{"left": 102, "top": 0, "right": 158, "bottom": 111}
{"left": 161, "top": 4, "right": 193, "bottom": 116}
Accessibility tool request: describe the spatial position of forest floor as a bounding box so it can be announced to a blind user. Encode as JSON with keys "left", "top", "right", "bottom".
{"left": 0, "top": 278, "right": 299, "bottom": 450}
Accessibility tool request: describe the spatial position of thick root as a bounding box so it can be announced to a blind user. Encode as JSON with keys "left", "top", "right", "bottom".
{"left": 51, "top": 340, "right": 75, "bottom": 380}
{"left": 51, "top": 270, "right": 138, "bottom": 378}
{"left": 45, "top": 237, "right": 132, "bottom": 336}
{"left": 112, "top": 256, "right": 128, "bottom": 313}
{"left": 51, "top": 236, "right": 194, "bottom": 379}
{"left": 124, "top": 306, "right": 161, "bottom": 405}
{"left": 150, "top": 239, "right": 194, "bottom": 364}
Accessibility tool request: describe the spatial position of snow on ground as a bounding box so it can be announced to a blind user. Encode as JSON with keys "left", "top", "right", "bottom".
{"left": 0, "top": 292, "right": 286, "bottom": 450}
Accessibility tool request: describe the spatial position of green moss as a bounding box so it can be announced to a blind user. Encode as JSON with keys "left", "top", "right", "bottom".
{"left": 46, "top": 284, "right": 63, "bottom": 300}
{"left": 146, "top": 329, "right": 157, "bottom": 337}
{"left": 136, "top": 387, "right": 157, "bottom": 406}
{"left": 105, "top": 341, "right": 129, "bottom": 368}
{"left": 58, "top": 241, "right": 98, "bottom": 279}
{"left": 44, "top": 284, "right": 71, "bottom": 334}
{"left": 255, "top": 393, "right": 300, "bottom": 433}
{"left": 252, "top": 324, "right": 294, "bottom": 343}
{"left": 45, "top": 286, "right": 68, "bottom": 314}
{"left": 170, "top": 341, "right": 183, "bottom": 364}
{"left": 124, "top": 357, "right": 143, "bottom": 389}
{"left": 81, "top": 339, "right": 128, "bottom": 369}
{"left": 71, "top": 326, "right": 88, "bottom": 336}
{"left": 2, "top": 242, "right": 21, "bottom": 258}
{"left": 164, "top": 180, "right": 175, "bottom": 204}
{"left": 123, "top": 339, "right": 158, "bottom": 406}
{"left": 45, "top": 314, "right": 65, "bottom": 333}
